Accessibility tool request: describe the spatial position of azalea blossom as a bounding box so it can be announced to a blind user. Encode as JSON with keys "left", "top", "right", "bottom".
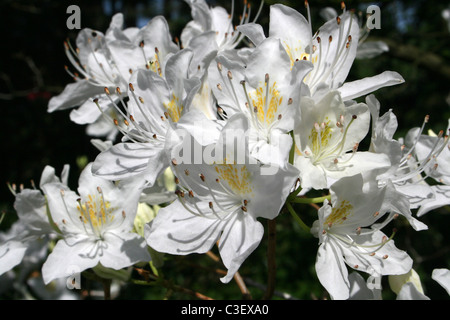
{"left": 0, "top": 165, "right": 69, "bottom": 277}
{"left": 91, "top": 48, "right": 215, "bottom": 186}
{"left": 237, "top": 3, "right": 404, "bottom": 101}
{"left": 145, "top": 114, "right": 299, "bottom": 283}
{"left": 367, "top": 94, "right": 450, "bottom": 216}
{"left": 40, "top": 163, "right": 151, "bottom": 284}
{"left": 48, "top": 13, "right": 179, "bottom": 139}
{"left": 181, "top": 0, "right": 262, "bottom": 52}
{"left": 293, "top": 90, "right": 390, "bottom": 190}
{"left": 209, "top": 37, "right": 312, "bottom": 167}
{"left": 312, "top": 173, "right": 413, "bottom": 300}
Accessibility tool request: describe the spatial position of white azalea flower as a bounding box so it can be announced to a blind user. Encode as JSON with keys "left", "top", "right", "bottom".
{"left": 410, "top": 118, "right": 450, "bottom": 185}
{"left": 91, "top": 49, "right": 214, "bottom": 186}
{"left": 209, "top": 37, "right": 312, "bottom": 167}
{"left": 48, "top": 13, "right": 179, "bottom": 139}
{"left": 145, "top": 114, "right": 299, "bottom": 283}
{"left": 293, "top": 90, "right": 390, "bottom": 190}
{"left": 181, "top": 0, "right": 262, "bottom": 51}
{"left": 238, "top": 3, "right": 404, "bottom": 101}
{"left": 312, "top": 173, "right": 413, "bottom": 300}
{"left": 41, "top": 163, "right": 151, "bottom": 284}
{"left": 366, "top": 95, "right": 435, "bottom": 223}
{"left": 367, "top": 95, "right": 450, "bottom": 217}
{"left": 0, "top": 165, "right": 69, "bottom": 277}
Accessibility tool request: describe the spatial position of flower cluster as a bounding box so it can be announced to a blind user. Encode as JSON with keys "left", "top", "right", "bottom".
{"left": 2, "top": 0, "right": 450, "bottom": 300}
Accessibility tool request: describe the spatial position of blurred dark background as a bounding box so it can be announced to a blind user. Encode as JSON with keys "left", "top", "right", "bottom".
{"left": 0, "top": 0, "right": 449, "bottom": 300}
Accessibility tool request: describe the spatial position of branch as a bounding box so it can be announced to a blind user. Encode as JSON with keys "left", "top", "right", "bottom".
{"left": 133, "top": 268, "right": 214, "bottom": 300}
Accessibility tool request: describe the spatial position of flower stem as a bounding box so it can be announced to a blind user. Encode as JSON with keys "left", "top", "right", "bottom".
{"left": 286, "top": 201, "right": 310, "bottom": 233}
{"left": 291, "top": 195, "right": 330, "bottom": 204}
{"left": 263, "top": 218, "right": 276, "bottom": 300}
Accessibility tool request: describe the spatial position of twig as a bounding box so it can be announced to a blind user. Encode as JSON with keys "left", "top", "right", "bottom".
{"left": 133, "top": 268, "right": 214, "bottom": 300}
{"left": 207, "top": 249, "right": 252, "bottom": 299}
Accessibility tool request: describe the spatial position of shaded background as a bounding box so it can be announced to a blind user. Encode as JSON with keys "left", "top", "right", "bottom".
{"left": 0, "top": 0, "right": 449, "bottom": 299}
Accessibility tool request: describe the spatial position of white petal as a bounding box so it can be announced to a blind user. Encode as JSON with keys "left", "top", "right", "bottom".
{"left": 417, "top": 185, "right": 450, "bottom": 217}
{"left": 41, "top": 238, "right": 100, "bottom": 284}
{"left": 0, "top": 241, "right": 28, "bottom": 276}
{"left": 92, "top": 142, "right": 168, "bottom": 185}
{"left": 315, "top": 240, "right": 350, "bottom": 300}
{"left": 338, "top": 71, "right": 405, "bottom": 101}
{"left": 396, "top": 282, "right": 430, "bottom": 300}
{"left": 100, "top": 232, "right": 151, "bottom": 269}
{"left": 236, "top": 23, "right": 266, "bottom": 46}
{"left": 432, "top": 268, "right": 450, "bottom": 296}
{"left": 145, "top": 200, "right": 224, "bottom": 255}
{"left": 47, "top": 80, "right": 103, "bottom": 112}
{"left": 218, "top": 214, "right": 265, "bottom": 283}
{"left": 356, "top": 41, "right": 389, "bottom": 60}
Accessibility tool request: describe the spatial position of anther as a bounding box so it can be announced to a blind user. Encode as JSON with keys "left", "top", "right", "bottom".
{"left": 227, "top": 71, "right": 233, "bottom": 80}
{"left": 382, "top": 255, "right": 389, "bottom": 259}
{"left": 217, "top": 62, "right": 222, "bottom": 71}
{"left": 116, "top": 87, "right": 122, "bottom": 95}
{"left": 209, "top": 202, "right": 214, "bottom": 209}
{"left": 217, "top": 83, "right": 222, "bottom": 91}
{"left": 241, "top": 206, "right": 247, "bottom": 212}
{"left": 200, "top": 173, "right": 205, "bottom": 182}
{"left": 188, "top": 190, "right": 194, "bottom": 198}
{"left": 171, "top": 158, "right": 178, "bottom": 166}
{"left": 288, "top": 98, "right": 293, "bottom": 105}
{"left": 129, "top": 83, "right": 135, "bottom": 92}
{"left": 265, "top": 73, "right": 269, "bottom": 83}
{"left": 104, "top": 87, "right": 110, "bottom": 95}
{"left": 336, "top": 16, "right": 341, "bottom": 25}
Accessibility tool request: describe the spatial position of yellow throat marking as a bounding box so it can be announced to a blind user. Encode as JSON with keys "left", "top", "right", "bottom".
{"left": 77, "top": 194, "right": 114, "bottom": 229}
{"left": 250, "top": 81, "right": 282, "bottom": 125}
{"left": 325, "top": 200, "right": 353, "bottom": 226}
{"left": 309, "top": 119, "right": 332, "bottom": 155}
{"left": 164, "top": 94, "right": 183, "bottom": 122}
{"left": 215, "top": 164, "right": 253, "bottom": 196}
